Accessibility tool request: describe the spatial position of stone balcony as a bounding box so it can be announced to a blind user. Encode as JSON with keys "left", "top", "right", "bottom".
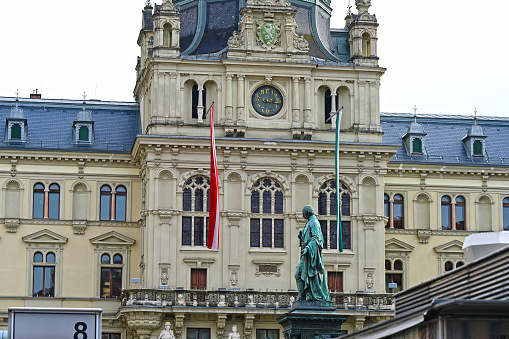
{"left": 120, "top": 288, "right": 394, "bottom": 310}
{"left": 118, "top": 289, "right": 395, "bottom": 338}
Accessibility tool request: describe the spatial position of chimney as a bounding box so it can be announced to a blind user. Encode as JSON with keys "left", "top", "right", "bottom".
{"left": 30, "top": 89, "right": 41, "bottom": 99}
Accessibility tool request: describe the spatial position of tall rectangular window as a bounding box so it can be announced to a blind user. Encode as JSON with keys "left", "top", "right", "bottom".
{"left": 187, "top": 328, "right": 210, "bottom": 339}
{"left": 256, "top": 329, "right": 279, "bottom": 339}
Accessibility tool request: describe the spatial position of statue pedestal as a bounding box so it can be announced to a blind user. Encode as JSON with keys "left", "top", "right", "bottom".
{"left": 277, "top": 301, "right": 347, "bottom": 339}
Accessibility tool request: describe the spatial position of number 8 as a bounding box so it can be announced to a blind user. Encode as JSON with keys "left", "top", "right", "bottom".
{"left": 74, "top": 322, "right": 88, "bottom": 339}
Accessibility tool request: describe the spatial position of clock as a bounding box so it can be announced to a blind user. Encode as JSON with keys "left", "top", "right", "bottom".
{"left": 252, "top": 85, "right": 283, "bottom": 116}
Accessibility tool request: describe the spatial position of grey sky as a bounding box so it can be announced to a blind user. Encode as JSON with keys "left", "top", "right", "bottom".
{"left": 1, "top": 1, "right": 508, "bottom": 116}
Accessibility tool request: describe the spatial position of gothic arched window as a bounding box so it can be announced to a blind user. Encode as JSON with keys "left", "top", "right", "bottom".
{"left": 250, "top": 178, "right": 284, "bottom": 248}
{"left": 317, "top": 180, "right": 351, "bottom": 250}
{"left": 182, "top": 176, "right": 210, "bottom": 246}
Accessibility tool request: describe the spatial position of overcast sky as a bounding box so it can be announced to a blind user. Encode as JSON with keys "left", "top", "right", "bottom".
{"left": 1, "top": 1, "right": 508, "bottom": 117}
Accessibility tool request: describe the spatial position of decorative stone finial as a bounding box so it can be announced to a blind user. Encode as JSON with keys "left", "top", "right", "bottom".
{"left": 355, "top": 0, "right": 371, "bottom": 13}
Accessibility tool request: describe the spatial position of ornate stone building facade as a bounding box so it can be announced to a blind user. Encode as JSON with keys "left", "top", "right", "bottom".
{"left": 1, "top": 0, "right": 508, "bottom": 338}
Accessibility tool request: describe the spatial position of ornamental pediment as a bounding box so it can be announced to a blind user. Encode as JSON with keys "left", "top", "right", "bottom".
{"left": 22, "top": 229, "right": 68, "bottom": 244}
{"left": 89, "top": 231, "right": 135, "bottom": 245}
{"left": 434, "top": 240, "right": 464, "bottom": 254}
{"left": 385, "top": 238, "right": 414, "bottom": 252}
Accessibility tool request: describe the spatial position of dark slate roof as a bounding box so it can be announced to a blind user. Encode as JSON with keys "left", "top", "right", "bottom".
{"left": 0, "top": 97, "right": 140, "bottom": 153}
{"left": 174, "top": 0, "right": 343, "bottom": 61}
{"left": 381, "top": 113, "right": 509, "bottom": 167}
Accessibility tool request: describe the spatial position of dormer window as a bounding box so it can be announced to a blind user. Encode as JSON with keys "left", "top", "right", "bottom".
{"left": 402, "top": 118, "right": 426, "bottom": 156}
{"left": 473, "top": 140, "right": 483, "bottom": 156}
{"left": 73, "top": 101, "right": 94, "bottom": 145}
{"left": 5, "top": 97, "right": 28, "bottom": 143}
{"left": 412, "top": 137, "right": 422, "bottom": 154}
{"left": 78, "top": 126, "right": 90, "bottom": 142}
{"left": 462, "top": 122, "right": 486, "bottom": 159}
{"left": 10, "top": 123, "right": 22, "bottom": 140}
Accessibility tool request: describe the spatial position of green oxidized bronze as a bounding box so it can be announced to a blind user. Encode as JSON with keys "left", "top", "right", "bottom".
{"left": 295, "top": 205, "right": 331, "bottom": 302}
{"left": 260, "top": 22, "right": 276, "bottom": 45}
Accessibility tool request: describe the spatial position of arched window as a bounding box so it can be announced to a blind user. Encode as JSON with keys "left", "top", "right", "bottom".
{"left": 444, "top": 261, "right": 454, "bottom": 272}
{"left": 100, "top": 252, "right": 123, "bottom": 298}
{"left": 362, "top": 32, "right": 371, "bottom": 57}
{"left": 32, "top": 251, "right": 55, "bottom": 297}
{"left": 100, "top": 185, "right": 127, "bottom": 221}
{"left": 456, "top": 261, "right": 464, "bottom": 268}
{"left": 11, "top": 124, "right": 21, "bottom": 139}
{"left": 441, "top": 196, "right": 452, "bottom": 230}
{"left": 33, "top": 183, "right": 59, "bottom": 219}
{"left": 33, "top": 183, "right": 45, "bottom": 219}
{"left": 324, "top": 89, "right": 339, "bottom": 125}
{"left": 455, "top": 196, "right": 465, "bottom": 230}
{"left": 317, "top": 180, "right": 351, "bottom": 249}
{"left": 473, "top": 140, "right": 483, "bottom": 156}
{"left": 385, "top": 194, "right": 404, "bottom": 229}
{"left": 385, "top": 259, "right": 403, "bottom": 293}
{"left": 78, "top": 126, "right": 89, "bottom": 141}
{"left": 48, "top": 184, "right": 60, "bottom": 219}
{"left": 250, "top": 178, "right": 284, "bottom": 248}
{"left": 393, "top": 195, "right": 404, "bottom": 229}
{"left": 100, "top": 185, "right": 112, "bottom": 220}
{"left": 182, "top": 176, "right": 210, "bottom": 246}
{"left": 503, "top": 198, "right": 509, "bottom": 230}
{"left": 192, "top": 84, "right": 206, "bottom": 119}
{"left": 384, "top": 194, "right": 390, "bottom": 223}
{"left": 115, "top": 186, "right": 127, "bottom": 222}
{"left": 163, "top": 23, "right": 172, "bottom": 47}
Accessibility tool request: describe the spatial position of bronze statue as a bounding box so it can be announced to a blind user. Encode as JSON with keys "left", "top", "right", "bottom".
{"left": 295, "top": 205, "right": 331, "bottom": 302}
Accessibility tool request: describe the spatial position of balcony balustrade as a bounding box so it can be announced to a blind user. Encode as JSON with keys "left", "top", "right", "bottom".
{"left": 120, "top": 288, "right": 394, "bottom": 311}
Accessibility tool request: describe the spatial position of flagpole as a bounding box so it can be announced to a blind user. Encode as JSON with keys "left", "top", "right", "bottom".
{"left": 335, "top": 107, "right": 344, "bottom": 252}
{"left": 207, "top": 102, "right": 220, "bottom": 250}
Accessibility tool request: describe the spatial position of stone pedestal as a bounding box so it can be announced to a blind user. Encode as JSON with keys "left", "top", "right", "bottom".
{"left": 277, "top": 301, "right": 347, "bottom": 339}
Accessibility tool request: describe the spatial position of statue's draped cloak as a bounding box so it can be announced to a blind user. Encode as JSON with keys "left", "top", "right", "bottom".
{"left": 295, "top": 214, "right": 331, "bottom": 301}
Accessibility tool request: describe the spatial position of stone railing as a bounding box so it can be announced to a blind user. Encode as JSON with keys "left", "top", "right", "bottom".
{"left": 120, "top": 289, "right": 394, "bottom": 311}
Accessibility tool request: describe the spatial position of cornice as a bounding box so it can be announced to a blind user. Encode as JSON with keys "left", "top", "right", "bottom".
{"left": 0, "top": 151, "right": 133, "bottom": 165}
{"left": 385, "top": 229, "right": 477, "bottom": 237}
{"left": 0, "top": 218, "right": 140, "bottom": 228}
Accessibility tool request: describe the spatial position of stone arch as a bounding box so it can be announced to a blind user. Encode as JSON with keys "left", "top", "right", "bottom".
{"left": 414, "top": 192, "right": 432, "bottom": 230}
{"left": 246, "top": 171, "right": 289, "bottom": 193}
{"left": 294, "top": 174, "right": 311, "bottom": 208}
{"left": 225, "top": 171, "right": 243, "bottom": 210}
{"left": 314, "top": 174, "right": 357, "bottom": 197}
{"left": 178, "top": 170, "right": 222, "bottom": 191}
{"left": 360, "top": 175, "right": 377, "bottom": 214}
{"left": 476, "top": 194, "right": 493, "bottom": 232}
{"left": 226, "top": 171, "right": 243, "bottom": 182}
{"left": 294, "top": 173, "right": 310, "bottom": 184}
{"left": 157, "top": 169, "right": 175, "bottom": 180}
{"left": 4, "top": 178, "right": 22, "bottom": 189}
{"left": 71, "top": 181, "right": 90, "bottom": 191}
{"left": 360, "top": 175, "right": 377, "bottom": 186}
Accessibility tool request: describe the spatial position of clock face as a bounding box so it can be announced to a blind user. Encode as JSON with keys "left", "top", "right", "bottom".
{"left": 252, "top": 85, "right": 283, "bottom": 117}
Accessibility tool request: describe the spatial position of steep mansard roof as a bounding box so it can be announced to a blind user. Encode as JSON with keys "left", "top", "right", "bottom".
{"left": 152, "top": 0, "right": 348, "bottom": 61}
{"left": 1, "top": 96, "right": 507, "bottom": 167}
{"left": 381, "top": 113, "right": 509, "bottom": 167}
{"left": 0, "top": 97, "right": 140, "bottom": 153}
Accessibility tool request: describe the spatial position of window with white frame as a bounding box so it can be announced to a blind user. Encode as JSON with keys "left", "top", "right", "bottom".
{"left": 317, "top": 180, "right": 351, "bottom": 250}
{"left": 182, "top": 175, "right": 210, "bottom": 246}
{"left": 23, "top": 229, "right": 67, "bottom": 298}
{"left": 90, "top": 231, "right": 134, "bottom": 299}
{"left": 250, "top": 178, "right": 284, "bottom": 248}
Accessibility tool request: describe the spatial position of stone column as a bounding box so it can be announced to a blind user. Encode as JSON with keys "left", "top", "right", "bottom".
{"left": 226, "top": 74, "right": 233, "bottom": 124}
{"left": 303, "top": 78, "right": 312, "bottom": 128}
{"left": 237, "top": 75, "right": 245, "bottom": 124}
{"left": 292, "top": 77, "right": 300, "bottom": 128}
{"left": 174, "top": 313, "right": 185, "bottom": 339}
{"left": 243, "top": 314, "right": 255, "bottom": 339}
{"left": 170, "top": 72, "right": 177, "bottom": 118}
{"left": 197, "top": 87, "right": 204, "bottom": 123}
{"left": 216, "top": 314, "right": 228, "bottom": 339}
{"left": 330, "top": 92, "right": 337, "bottom": 130}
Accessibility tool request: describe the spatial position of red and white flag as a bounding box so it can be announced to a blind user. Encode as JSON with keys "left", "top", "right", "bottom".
{"left": 207, "top": 103, "right": 220, "bottom": 250}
